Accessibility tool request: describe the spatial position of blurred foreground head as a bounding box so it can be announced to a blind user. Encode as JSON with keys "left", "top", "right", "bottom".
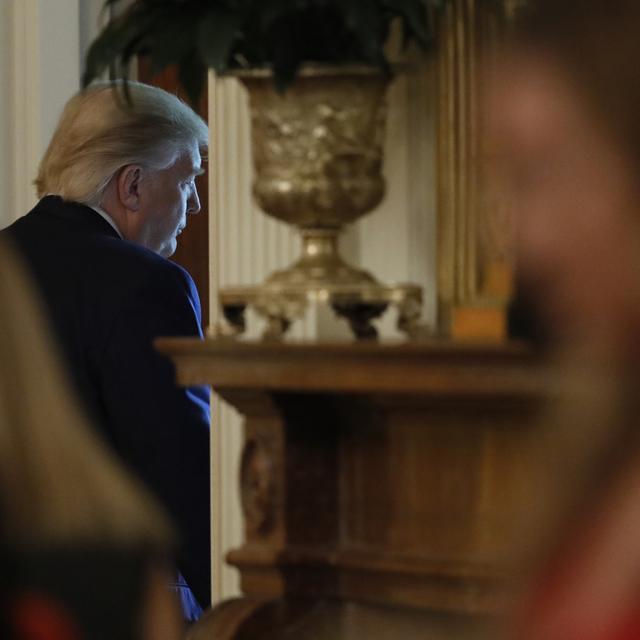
{"left": 490, "top": 0, "right": 640, "bottom": 347}
{"left": 0, "top": 242, "right": 180, "bottom": 638}
{"left": 490, "top": 4, "right": 640, "bottom": 638}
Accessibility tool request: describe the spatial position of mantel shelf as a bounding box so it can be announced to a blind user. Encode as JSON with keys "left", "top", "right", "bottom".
{"left": 156, "top": 338, "right": 547, "bottom": 400}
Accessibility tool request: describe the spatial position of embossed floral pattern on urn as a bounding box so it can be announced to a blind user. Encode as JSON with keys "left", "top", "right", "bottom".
{"left": 241, "top": 67, "right": 388, "bottom": 230}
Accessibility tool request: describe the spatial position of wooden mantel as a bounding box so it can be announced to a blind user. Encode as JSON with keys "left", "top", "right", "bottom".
{"left": 156, "top": 339, "right": 546, "bottom": 639}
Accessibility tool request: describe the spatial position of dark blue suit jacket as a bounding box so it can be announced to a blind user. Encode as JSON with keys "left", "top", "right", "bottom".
{"left": 2, "top": 196, "right": 211, "bottom": 608}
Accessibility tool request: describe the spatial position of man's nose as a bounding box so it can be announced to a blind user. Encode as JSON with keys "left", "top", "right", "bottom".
{"left": 187, "top": 188, "right": 201, "bottom": 215}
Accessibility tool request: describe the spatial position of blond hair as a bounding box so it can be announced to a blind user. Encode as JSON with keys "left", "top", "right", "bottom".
{"left": 0, "top": 240, "right": 172, "bottom": 548}
{"left": 35, "top": 81, "right": 208, "bottom": 206}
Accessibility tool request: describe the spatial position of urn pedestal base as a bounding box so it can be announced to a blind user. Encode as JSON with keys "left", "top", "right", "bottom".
{"left": 219, "top": 229, "right": 424, "bottom": 340}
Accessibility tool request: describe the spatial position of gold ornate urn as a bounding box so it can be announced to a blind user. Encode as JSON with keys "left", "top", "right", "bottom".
{"left": 219, "top": 66, "right": 423, "bottom": 340}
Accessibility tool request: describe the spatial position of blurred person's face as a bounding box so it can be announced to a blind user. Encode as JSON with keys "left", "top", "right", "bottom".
{"left": 489, "top": 52, "right": 640, "bottom": 344}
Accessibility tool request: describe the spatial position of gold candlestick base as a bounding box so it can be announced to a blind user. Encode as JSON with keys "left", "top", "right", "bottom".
{"left": 220, "top": 229, "right": 424, "bottom": 340}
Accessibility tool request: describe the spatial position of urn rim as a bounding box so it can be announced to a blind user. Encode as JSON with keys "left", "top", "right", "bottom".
{"left": 223, "top": 63, "right": 397, "bottom": 82}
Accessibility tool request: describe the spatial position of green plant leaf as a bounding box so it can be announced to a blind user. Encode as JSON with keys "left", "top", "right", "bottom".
{"left": 83, "top": 8, "right": 151, "bottom": 86}
{"left": 197, "top": 6, "right": 242, "bottom": 72}
{"left": 145, "top": 6, "right": 201, "bottom": 75}
{"left": 337, "top": 0, "right": 384, "bottom": 63}
{"left": 268, "top": 15, "right": 301, "bottom": 92}
{"left": 256, "top": 0, "right": 289, "bottom": 33}
{"left": 178, "top": 51, "right": 207, "bottom": 106}
{"left": 84, "top": 0, "right": 450, "bottom": 94}
{"left": 382, "top": 0, "right": 430, "bottom": 47}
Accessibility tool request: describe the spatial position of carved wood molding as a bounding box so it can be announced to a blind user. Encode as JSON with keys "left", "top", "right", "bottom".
{"left": 158, "top": 339, "right": 547, "bottom": 637}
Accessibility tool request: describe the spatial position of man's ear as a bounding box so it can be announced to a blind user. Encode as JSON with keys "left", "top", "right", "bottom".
{"left": 117, "top": 165, "right": 143, "bottom": 211}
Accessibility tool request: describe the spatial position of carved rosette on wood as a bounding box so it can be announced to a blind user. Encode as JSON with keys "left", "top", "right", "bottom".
{"left": 240, "top": 435, "right": 277, "bottom": 536}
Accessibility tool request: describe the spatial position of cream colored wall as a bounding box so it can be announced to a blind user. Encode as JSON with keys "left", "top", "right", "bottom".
{"left": 207, "top": 63, "right": 438, "bottom": 601}
{"left": 357, "top": 60, "right": 438, "bottom": 335}
{"left": 0, "top": 0, "right": 105, "bottom": 229}
{"left": 0, "top": 3, "right": 11, "bottom": 228}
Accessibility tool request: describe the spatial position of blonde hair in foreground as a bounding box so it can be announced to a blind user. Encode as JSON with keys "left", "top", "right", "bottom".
{"left": 0, "top": 240, "right": 172, "bottom": 547}
{"left": 35, "top": 81, "right": 208, "bottom": 206}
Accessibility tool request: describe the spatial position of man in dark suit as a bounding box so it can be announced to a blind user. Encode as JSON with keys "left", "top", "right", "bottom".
{"left": 1, "top": 81, "right": 211, "bottom": 619}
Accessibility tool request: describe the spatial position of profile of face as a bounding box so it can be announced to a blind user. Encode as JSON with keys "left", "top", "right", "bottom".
{"left": 488, "top": 52, "right": 640, "bottom": 344}
{"left": 118, "top": 140, "right": 203, "bottom": 258}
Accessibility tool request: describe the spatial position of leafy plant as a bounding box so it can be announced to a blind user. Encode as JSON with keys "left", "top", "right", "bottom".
{"left": 84, "top": 0, "right": 448, "bottom": 104}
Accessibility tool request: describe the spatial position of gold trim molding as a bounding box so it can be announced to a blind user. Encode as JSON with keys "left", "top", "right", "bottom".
{"left": 436, "top": 0, "right": 516, "bottom": 337}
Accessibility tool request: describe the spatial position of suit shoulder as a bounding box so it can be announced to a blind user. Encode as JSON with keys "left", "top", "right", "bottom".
{"left": 134, "top": 246, "right": 196, "bottom": 294}
{"left": 101, "top": 240, "right": 196, "bottom": 290}
{"left": 115, "top": 244, "right": 202, "bottom": 322}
